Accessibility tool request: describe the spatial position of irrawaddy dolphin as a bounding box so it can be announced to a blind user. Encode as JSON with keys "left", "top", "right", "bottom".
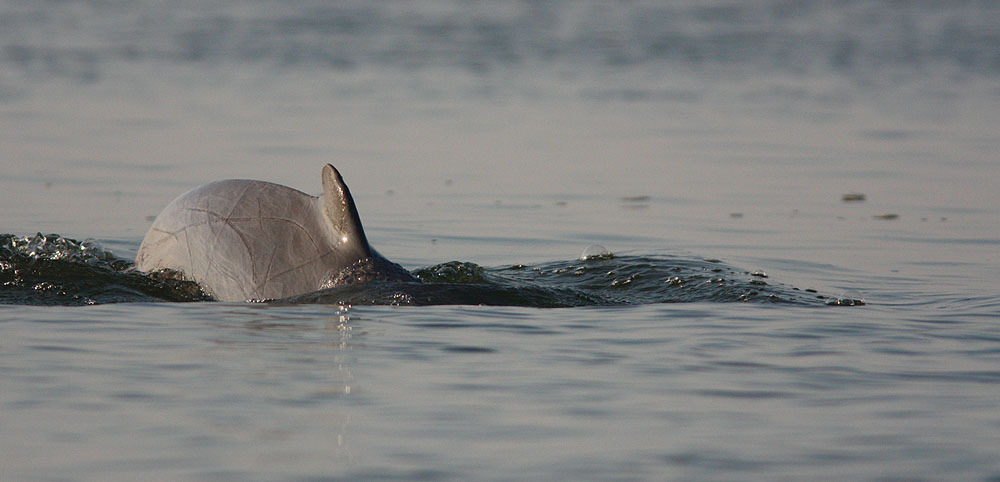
{"left": 136, "top": 164, "right": 417, "bottom": 302}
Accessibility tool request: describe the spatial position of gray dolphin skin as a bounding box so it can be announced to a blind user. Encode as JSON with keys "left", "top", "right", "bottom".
{"left": 136, "top": 164, "right": 416, "bottom": 301}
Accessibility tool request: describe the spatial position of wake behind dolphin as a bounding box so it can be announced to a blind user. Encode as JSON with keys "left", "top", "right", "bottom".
{"left": 136, "top": 164, "right": 417, "bottom": 301}
{"left": 1, "top": 232, "right": 857, "bottom": 307}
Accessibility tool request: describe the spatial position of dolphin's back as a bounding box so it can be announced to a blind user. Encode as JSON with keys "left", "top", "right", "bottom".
{"left": 136, "top": 179, "right": 338, "bottom": 301}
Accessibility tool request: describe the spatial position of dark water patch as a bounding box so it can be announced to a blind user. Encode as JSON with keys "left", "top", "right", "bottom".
{"left": 2, "top": 233, "right": 838, "bottom": 307}
{"left": 27, "top": 344, "right": 90, "bottom": 353}
{"left": 659, "top": 450, "right": 775, "bottom": 471}
{"left": 695, "top": 389, "right": 796, "bottom": 400}
{"left": 441, "top": 345, "right": 497, "bottom": 354}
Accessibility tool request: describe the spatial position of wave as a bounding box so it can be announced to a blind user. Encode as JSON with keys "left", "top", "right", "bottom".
{"left": 1, "top": 233, "right": 860, "bottom": 307}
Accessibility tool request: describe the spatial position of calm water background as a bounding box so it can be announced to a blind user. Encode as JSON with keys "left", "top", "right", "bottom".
{"left": 2, "top": 0, "right": 1000, "bottom": 479}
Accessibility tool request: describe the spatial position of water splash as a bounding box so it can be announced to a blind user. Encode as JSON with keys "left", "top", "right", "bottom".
{"left": 580, "top": 244, "right": 614, "bottom": 261}
{"left": 1, "top": 233, "right": 208, "bottom": 305}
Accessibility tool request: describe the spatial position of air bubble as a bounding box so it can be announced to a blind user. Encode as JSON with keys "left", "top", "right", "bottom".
{"left": 580, "top": 244, "right": 614, "bottom": 261}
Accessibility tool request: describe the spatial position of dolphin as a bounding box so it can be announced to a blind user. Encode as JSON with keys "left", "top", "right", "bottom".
{"left": 136, "top": 164, "right": 417, "bottom": 301}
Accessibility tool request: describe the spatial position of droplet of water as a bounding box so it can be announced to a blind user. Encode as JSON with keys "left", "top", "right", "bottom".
{"left": 580, "top": 244, "right": 613, "bottom": 261}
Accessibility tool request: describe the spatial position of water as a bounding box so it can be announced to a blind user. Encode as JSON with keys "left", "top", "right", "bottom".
{"left": 2, "top": 0, "right": 1000, "bottom": 480}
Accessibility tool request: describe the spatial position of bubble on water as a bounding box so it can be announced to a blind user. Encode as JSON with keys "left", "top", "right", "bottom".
{"left": 827, "top": 291, "right": 866, "bottom": 306}
{"left": 580, "top": 244, "right": 614, "bottom": 261}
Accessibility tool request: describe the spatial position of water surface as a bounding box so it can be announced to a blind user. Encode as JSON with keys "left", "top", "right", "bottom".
{"left": 2, "top": 1, "right": 999, "bottom": 480}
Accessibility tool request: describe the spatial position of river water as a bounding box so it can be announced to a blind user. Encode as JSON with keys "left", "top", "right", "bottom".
{"left": 2, "top": 1, "right": 999, "bottom": 480}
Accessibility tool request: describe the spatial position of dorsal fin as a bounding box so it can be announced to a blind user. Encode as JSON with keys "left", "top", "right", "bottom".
{"left": 321, "top": 164, "right": 372, "bottom": 256}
